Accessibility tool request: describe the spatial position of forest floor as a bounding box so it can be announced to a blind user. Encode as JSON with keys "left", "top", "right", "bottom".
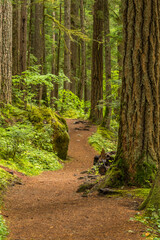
{"left": 2, "top": 119, "right": 147, "bottom": 240}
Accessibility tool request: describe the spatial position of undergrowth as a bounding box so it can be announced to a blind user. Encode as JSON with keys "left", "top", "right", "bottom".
{"left": 0, "top": 105, "right": 64, "bottom": 176}
{"left": 0, "top": 215, "right": 8, "bottom": 240}
{"left": 88, "top": 125, "right": 117, "bottom": 153}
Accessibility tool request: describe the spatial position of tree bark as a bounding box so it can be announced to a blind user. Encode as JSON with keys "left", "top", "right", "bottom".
{"left": 78, "top": 0, "right": 86, "bottom": 100}
{"left": 27, "top": 0, "right": 34, "bottom": 67}
{"left": 103, "top": 0, "right": 112, "bottom": 128}
{"left": 90, "top": 0, "right": 104, "bottom": 122}
{"left": 12, "top": 0, "right": 20, "bottom": 75}
{"left": 64, "top": 0, "right": 71, "bottom": 90}
{"left": 0, "top": 0, "right": 12, "bottom": 104}
{"left": 114, "top": 0, "right": 160, "bottom": 187}
{"left": 20, "top": 0, "right": 27, "bottom": 73}
{"left": 70, "top": 0, "right": 79, "bottom": 94}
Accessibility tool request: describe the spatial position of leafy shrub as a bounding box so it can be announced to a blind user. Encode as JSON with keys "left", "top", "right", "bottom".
{"left": 58, "top": 90, "right": 89, "bottom": 118}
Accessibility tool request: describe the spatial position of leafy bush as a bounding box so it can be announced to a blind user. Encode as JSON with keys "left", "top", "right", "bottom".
{"left": 58, "top": 89, "right": 89, "bottom": 118}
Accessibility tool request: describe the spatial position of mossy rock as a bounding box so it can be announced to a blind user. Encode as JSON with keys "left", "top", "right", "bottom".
{"left": 27, "top": 106, "right": 69, "bottom": 160}
{"left": 52, "top": 121, "right": 69, "bottom": 160}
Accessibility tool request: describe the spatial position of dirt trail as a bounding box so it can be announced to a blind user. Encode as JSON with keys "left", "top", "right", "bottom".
{"left": 3, "top": 119, "right": 146, "bottom": 240}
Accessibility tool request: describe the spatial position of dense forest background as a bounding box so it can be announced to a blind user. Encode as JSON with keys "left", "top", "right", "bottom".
{"left": 1, "top": 0, "right": 160, "bottom": 238}
{"left": 0, "top": 0, "right": 122, "bottom": 127}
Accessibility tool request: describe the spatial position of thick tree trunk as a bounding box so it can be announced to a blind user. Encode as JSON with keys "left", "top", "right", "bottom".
{"left": 0, "top": 0, "right": 12, "bottom": 104}
{"left": 103, "top": 0, "right": 112, "bottom": 128}
{"left": 90, "top": 0, "right": 104, "bottom": 122}
{"left": 64, "top": 0, "right": 71, "bottom": 90}
{"left": 114, "top": 0, "right": 160, "bottom": 186}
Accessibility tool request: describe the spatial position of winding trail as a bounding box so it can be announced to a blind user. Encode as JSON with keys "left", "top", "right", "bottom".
{"left": 3, "top": 119, "right": 145, "bottom": 240}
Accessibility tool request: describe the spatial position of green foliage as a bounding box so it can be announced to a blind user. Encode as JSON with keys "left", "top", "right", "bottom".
{"left": 12, "top": 67, "right": 70, "bottom": 106}
{"left": 0, "top": 105, "right": 67, "bottom": 175}
{"left": 58, "top": 90, "right": 89, "bottom": 119}
{"left": 134, "top": 208, "right": 160, "bottom": 239}
{"left": 0, "top": 215, "right": 8, "bottom": 240}
{"left": 88, "top": 126, "right": 117, "bottom": 153}
{"left": 0, "top": 169, "right": 16, "bottom": 191}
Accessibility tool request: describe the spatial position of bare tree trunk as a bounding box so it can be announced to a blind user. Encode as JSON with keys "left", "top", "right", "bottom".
{"left": 0, "top": 0, "right": 12, "bottom": 104}
{"left": 70, "top": 0, "right": 79, "bottom": 93}
{"left": 20, "top": 0, "right": 27, "bottom": 73}
{"left": 12, "top": 0, "right": 20, "bottom": 75}
{"left": 0, "top": 3, "right": 2, "bottom": 92}
{"left": 90, "top": 0, "right": 104, "bottom": 122}
{"left": 78, "top": 0, "right": 86, "bottom": 100}
{"left": 27, "top": 0, "right": 34, "bottom": 67}
{"left": 64, "top": 0, "right": 71, "bottom": 89}
{"left": 103, "top": 0, "right": 112, "bottom": 128}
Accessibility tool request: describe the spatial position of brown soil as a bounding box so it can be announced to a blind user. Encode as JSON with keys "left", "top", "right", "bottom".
{"left": 3, "top": 119, "right": 146, "bottom": 240}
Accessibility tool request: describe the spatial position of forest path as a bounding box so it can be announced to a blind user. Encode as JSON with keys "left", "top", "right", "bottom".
{"left": 3, "top": 119, "right": 146, "bottom": 240}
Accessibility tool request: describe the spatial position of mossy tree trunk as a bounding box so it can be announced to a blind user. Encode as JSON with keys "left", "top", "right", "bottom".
{"left": 114, "top": 0, "right": 160, "bottom": 186}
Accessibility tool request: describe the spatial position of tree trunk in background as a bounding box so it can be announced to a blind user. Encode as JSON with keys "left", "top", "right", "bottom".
{"left": 34, "top": 0, "right": 46, "bottom": 106}
{"left": 117, "top": 3, "right": 123, "bottom": 90}
{"left": 0, "top": 0, "right": 12, "bottom": 104}
{"left": 50, "top": 11, "right": 56, "bottom": 109}
{"left": 70, "top": 0, "right": 79, "bottom": 94}
{"left": 113, "top": 0, "right": 160, "bottom": 188}
{"left": 78, "top": 0, "right": 86, "bottom": 100}
{"left": 103, "top": 0, "right": 111, "bottom": 128}
{"left": 0, "top": 3, "right": 2, "bottom": 91}
{"left": 20, "top": 0, "right": 27, "bottom": 73}
{"left": 90, "top": 0, "right": 104, "bottom": 123}
{"left": 27, "top": 0, "right": 34, "bottom": 67}
{"left": 64, "top": 0, "right": 71, "bottom": 90}
{"left": 34, "top": 2, "right": 44, "bottom": 67}
{"left": 41, "top": 0, "right": 48, "bottom": 106}
{"left": 12, "top": 0, "right": 20, "bottom": 75}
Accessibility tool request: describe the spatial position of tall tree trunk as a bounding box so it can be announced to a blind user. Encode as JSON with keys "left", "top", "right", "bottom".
{"left": 50, "top": 11, "right": 56, "bottom": 109}
{"left": 70, "top": 0, "right": 79, "bottom": 93}
{"left": 12, "top": 0, "right": 20, "bottom": 75}
{"left": 34, "top": 0, "right": 46, "bottom": 106}
{"left": 27, "top": 0, "right": 34, "bottom": 67}
{"left": 78, "top": 0, "right": 86, "bottom": 100}
{"left": 90, "top": 0, "right": 104, "bottom": 122}
{"left": 0, "top": 0, "right": 12, "bottom": 104}
{"left": 0, "top": 3, "right": 2, "bottom": 91}
{"left": 20, "top": 0, "right": 27, "bottom": 73}
{"left": 64, "top": 0, "right": 71, "bottom": 89}
{"left": 113, "top": 0, "right": 160, "bottom": 188}
{"left": 103, "top": 0, "right": 112, "bottom": 128}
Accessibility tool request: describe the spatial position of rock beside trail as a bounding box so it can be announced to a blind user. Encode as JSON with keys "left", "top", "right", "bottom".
{"left": 28, "top": 106, "right": 70, "bottom": 160}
